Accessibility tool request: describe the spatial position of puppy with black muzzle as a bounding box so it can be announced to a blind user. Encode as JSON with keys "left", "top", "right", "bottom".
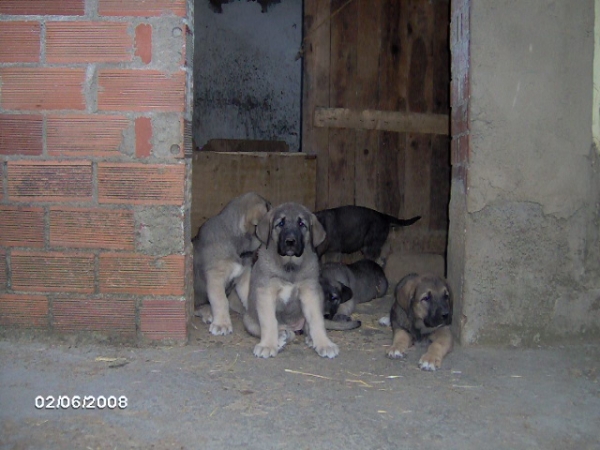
{"left": 315, "top": 205, "right": 420, "bottom": 260}
{"left": 379, "top": 273, "right": 453, "bottom": 371}
{"left": 320, "top": 259, "right": 388, "bottom": 330}
{"left": 243, "top": 202, "right": 339, "bottom": 358}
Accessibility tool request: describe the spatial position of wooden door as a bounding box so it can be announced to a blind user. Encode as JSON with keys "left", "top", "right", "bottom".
{"left": 302, "top": 0, "right": 450, "bottom": 253}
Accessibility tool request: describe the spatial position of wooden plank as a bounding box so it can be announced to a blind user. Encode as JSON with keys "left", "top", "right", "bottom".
{"left": 327, "top": 0, "right": 358, "bottom": 208}
{"left": 429, "top": 134, "right": 451, "bottom": 231}
{"left": 354, "top": 0, "right": 382, "bottom": 209}
{"left": 302, "top": 0, "right": 331, "bottom": 210}
{"left": 314, "top": 107, "right": 449, "bottom": 136}
{"left": 376, "top": 0, "right": 407, "bottom": 217}
{"left": 190, "top": 152, "right": 316, "bottom": 233}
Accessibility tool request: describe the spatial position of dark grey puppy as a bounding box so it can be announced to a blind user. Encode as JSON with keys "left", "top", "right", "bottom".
{"left": 314, "top": 205, "right": 420, "bottom": 259}
{"left": 320, "top": 259, "right": 389, "bottom": 330}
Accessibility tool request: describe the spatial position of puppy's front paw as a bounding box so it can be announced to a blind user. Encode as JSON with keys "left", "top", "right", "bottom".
{"left": 378, "top": 315, "right": 391, "bottom": 327}
{"left": 419, "top": 351, "right": 442, "bottom": 371}
{"left": 314, "top": 340, "right": 339, "bottom": 359}
{"left": 195, "top": 304, "right": 213, "bottom": 324}
{"left": 209, "top": 321, "right": 233, "bottom": 336}
{"left": 253, "top": 343, "right": 278, "bottom": 358}
{"left": 387, "top": 347, "right": 406, "bottom": 359}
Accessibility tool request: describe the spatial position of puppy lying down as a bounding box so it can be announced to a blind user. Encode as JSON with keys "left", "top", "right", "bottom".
{"left": 320, "top": 259, "right": 388, "bottom": 330}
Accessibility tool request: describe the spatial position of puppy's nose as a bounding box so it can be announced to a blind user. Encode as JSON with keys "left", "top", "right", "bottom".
{"left": 442, "top": 313, "right": 450, "bottom": 322}
{"left": 285, "top": 237, "right": 296, "bottom": 247}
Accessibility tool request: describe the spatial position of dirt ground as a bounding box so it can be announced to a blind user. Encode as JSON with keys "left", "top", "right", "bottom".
{"left": 1, "top": 296, "right": 599, "bottom": 450}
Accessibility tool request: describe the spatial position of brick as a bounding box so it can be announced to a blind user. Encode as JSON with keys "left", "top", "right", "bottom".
{"left": 0, "top": 250, "right": 6, "bottom": 289}
{"left": 451, "top": 101, "right": 468, "bottom": 137}
{"left": 135, "top": 23, "right": 152, "bottom": 64}
{"left": 7, "top": 161, "right": 93, "bottom": 202}
{"left": 99, "top": 0, "right": 186, "bottom": 17}
{"left": 98, "top": 70, "right": 185, "bottom": 112}
{"left": 135, "top": 117, "right": 153, "bottom": 158}
{"left": 0, "top": 206, "right": 44, "bottom": 247}
{"left": 0, "top": 68, "right": 85, "bottom": 111}
{"left": 11, "top": 251, "right": 95, "bottom": 293}
{"left": 47, "top": 115, "right": 129, "bottom": 157}
{"left": 0, "top": 114, "right": 43, "bottom": 156}
{"left": 97, "top": 163, "right": 184, "bottom": 205}
{"left": 0, "top": 22, "right": 40, "bottom": 63}
{"left": 0, "top": 294, "right": 48, "bottom": 328}
{"left": 451, "top": 134, "right": 470, "bottom": 165}
{"left": 46, "top": 22, "right": 133, "bottom": 64}
{"left": 99, "top": 253, "right": 184, "bottom": 295}
{"left": 140, "top": 299, "right": 186, "bottom": 341}
{"left": 0, "top": 0, "right": 84, "bottom": 15}
{"left": 53, "top": 297, "right": 135, "bottom": 335}
{"left": 50, "top": 207, "right": 135, "bottom": 250}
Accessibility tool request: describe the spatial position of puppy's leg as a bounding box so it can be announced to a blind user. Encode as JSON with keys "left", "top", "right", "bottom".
{"left": 387, "top": 328, "right": 412, "bottom": 359}
{"left": 234, "top": 265, "right": 251, "bottom": 311}
{"left": 419, "top": 326, "right": 453, "bottom": 371}
{"left": 242, "top": 312, "right": 260, "bottom": 337}
{"left": 300, "top": 282, "right": 339, "bottom": 358}
{"left": 205, "top": 268, "right": 233, "bottom": 336}
{"left": 253, "top": 285, "right": 280, "bottom": 358}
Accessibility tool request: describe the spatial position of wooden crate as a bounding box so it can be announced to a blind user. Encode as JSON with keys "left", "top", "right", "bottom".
{"left": 191, "top": 151, "right": 317, "bottom": 233}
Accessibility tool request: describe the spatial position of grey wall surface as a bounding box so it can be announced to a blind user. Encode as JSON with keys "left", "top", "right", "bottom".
{"left": 193, "top": 0, "right": 302, "bottom": 151}
{"left": 458, "top": 0, "right": 600, "bottom": 345}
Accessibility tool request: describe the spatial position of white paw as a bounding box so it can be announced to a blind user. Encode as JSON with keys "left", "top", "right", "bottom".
{"left": 209, "top": 321, "right": 232, "bottom": 336}
{"left": 387, "top": 348, "right": 405, "bottom": 359}
{"left": 253, "top": 344, "right": 278, "bottom": 358}
{"left": 195, "top": 305, "right": 213, "bottom": 324}
{"left": 314, "top": 341, "right": 339, "bottom": 359}
{"left": 419, "top": 353, "right": 441, "bottom": 371}
{"left": 378, "top": 315, "right": 391, "bottom": 327}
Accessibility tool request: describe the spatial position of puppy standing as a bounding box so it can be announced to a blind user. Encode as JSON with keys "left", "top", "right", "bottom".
{"left": 380, "top": 273, "right": 453, "bottom": 371}
{"left": 193, "top": 192, "right": 270, "bottom": 335}
{"left": 243, "top": 202, "right": 339, "bottom": 358}
{"left": 315, "top": 205, "right": 420, "bottom": 260}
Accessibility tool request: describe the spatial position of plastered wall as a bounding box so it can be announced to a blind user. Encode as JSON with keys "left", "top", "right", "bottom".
{"left": 454, "top": 0, "right": 600, "bottom": 345}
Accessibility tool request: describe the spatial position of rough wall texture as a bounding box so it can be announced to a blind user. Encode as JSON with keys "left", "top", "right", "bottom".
{"left": 0, "top": 0, "right": 192, "bottom": 345}
{"left": 192, "top": 0, "right": 302, "bottom": 151}
{"left": 460, "top": 0, "right": 600, "bottom": 344}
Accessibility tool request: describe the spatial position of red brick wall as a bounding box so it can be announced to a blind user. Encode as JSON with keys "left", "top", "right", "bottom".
{"left": 450, "top": 0, "right": 470, "bottom": 184}
{"left": 0, "top": 0, "right": 190, "bottom": 344}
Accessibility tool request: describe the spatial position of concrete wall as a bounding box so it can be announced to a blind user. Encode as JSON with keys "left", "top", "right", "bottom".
{"left": 456, "top": 0, "right": 600, "bottom": 345}
{"left": 193, "top": 0, "right": 302, "bottom": 151}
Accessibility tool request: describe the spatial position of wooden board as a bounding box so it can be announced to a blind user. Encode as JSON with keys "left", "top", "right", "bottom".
{"left": 191, "top": 152, "right": 316, "bottom": 234}
{"left": 314, "top": 108, "right": 449, "bottom": 136}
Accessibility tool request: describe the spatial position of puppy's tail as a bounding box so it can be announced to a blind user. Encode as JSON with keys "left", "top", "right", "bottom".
{"left": 385, "top": 214, "right": 421, "bottom": 228}
{"left": 324, "top": 318, "right": 361, "bottom": 331}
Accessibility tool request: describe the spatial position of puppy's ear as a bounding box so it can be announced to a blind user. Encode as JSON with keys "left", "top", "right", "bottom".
{"left": 395, "top": 273, "right": 420, "bottom": 313}
{"left": 244, "top": 199, "right": 270, "bottom": 233}
{"left": 309, "top": 212, "right": 326, "bottom": 248}
{"left": 340, "top": 284, "right": 353, "bottom": 303}
{"left": 256, "top": 208, "right": 275, "bottom": 247}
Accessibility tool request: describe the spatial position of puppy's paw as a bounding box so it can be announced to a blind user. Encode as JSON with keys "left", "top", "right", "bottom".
{"left": 332, "top": 314, "right": 352, "bottom": 322}
{"left": 314, "top": 340, "right": 339, "bottom": 359}
{"left": 278, "top": 330, "right": 294, "bottom": 350}
{"left": 378, "top": 315, "right": 391, "bottom": 327}
{"left": 253, "top": 343, "right": 278, "bottom": 358}
{"left": 387, "top": 347, "right": 406, "bottom": 359}
{"left": 209, "top": 321, "right": 233, "bottom": 336}
{"left": 195, "top": 304, "right": 213, "bottom": 324}
{"left": 419, "top": 352, "right": 442, "bottom": 371}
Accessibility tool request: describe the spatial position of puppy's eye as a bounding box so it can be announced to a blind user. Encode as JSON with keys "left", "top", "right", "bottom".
{"left": 298, "top": 218, "right": 306, "bottom": 228}
{"left": 276, "top": 218, "right": 285, "bottom": 227}
{"left": 421, "top": 293, "right": 431, "bottom": 303}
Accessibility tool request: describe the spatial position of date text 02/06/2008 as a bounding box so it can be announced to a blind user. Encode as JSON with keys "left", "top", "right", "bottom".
{"left": 34, "top": 395, "right": 128, "bottom": 410}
